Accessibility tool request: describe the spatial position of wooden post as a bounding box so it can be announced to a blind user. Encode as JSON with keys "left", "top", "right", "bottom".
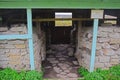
{"left": 27, "top": 8, "right": 35, "bottom": 70}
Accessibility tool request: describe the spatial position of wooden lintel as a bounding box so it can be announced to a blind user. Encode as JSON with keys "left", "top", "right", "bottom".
{"left": 33, "top": 18, "right": 93, "bottom": 22}
{"left": 12, "top": 18, "right": 93, "bottom": 22}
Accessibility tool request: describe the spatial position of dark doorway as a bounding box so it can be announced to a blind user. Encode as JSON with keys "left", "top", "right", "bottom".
{"left": 51, "top": 27, "right": 71, "bottom": 44}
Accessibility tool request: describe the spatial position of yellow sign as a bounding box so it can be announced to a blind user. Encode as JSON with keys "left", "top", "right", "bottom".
{"left": 55, "top": 20, "right": 72, "bottom": 27}
{"left": 91, "top": 10, "right": 104, "bottom": 19}
{"left": 55, "top": 12, "right": 72, "bottom": 27}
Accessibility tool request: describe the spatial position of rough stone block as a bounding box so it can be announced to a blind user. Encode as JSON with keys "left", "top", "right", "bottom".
{"left": 103, "top": 49, "right": 115, "bottom": 56}
{"left": 114, "top": 28, "right": 120, "bottom": 32}
{"left": 21, "top": 49, "right": 27, "bottom": 52}
{"left": 0, "top": 27, "right": 8, "bottom": 32}
{"left": 95, "top": 57, "right": 99, "bottom": 63}
{"left": 110, "top": 59, "right": 119, "bottom": 65}
{"left": 23, "top": 54, "right": 30, "bottom": 60}
{"left": 104, "top": 63, "right": 112, "bottom": 68}
{"left": 68, "top": 48, "right": 74, "bottom": 56}
{"left": 0, "top": 49, "right": 6, "bottom": 54}
{"left": 98, "top": 38, "right": 110, "bottom": 43}
{"left": 9, "top": 61, "right": 21, "bottom": 65}
{"left": 0, "top": 64, "right": 8, "bottom": 68}
{"left": 0, "top": 45, "right": 5, "bottom": 48}
{"left": 97, "top": 32, "right": 108, "bottom": 38}
{"left": 21, "top": 52, "right": 27, "bottom": 56}
{"left": 99, "top": 27, "right": 113, "bottom": 33}
{"left": 15, "top": 44, "right": 26, "bottom": 48}
{"left": 14, "top": 65, "right": 24, "bottom": 70}
{"left": 0, "top": 40, "right": 7, "bottom": 44}
{"left": 8, "top": 53, "right": 21, "bottom": 56}
{"left": 99, "top": 56, "right": 110, "bottom": 62}
{"left": 111, "top": 55, "right": 119, "bottom": 59}
{"left": 8, "top": 40, "right": 25, "bottom": 44}
{"left": 5, "top": 44, "right": 15, "bottom": 48}
{"left": 0, "top": 55, "right": 9, "bottom": 60}
{"left": 109, "top": 39, "right": 120, "bottom": 44}
{"left": 96, "top": 50, "right": 104, "bottom": 56}
{"left": 109, "top": 33, "right": 120, "bottom": 38}
{"left": 23, "top": 64, "right": 30, "bottom": 70}
{"left": 53, "top": 67, "right": 61, "bottom": 73}
{"left": 85, "top": 43, "right": 92, "bottom": 49}
{"left": 102, "top": 43, "right": 110, "bottom": 49}
{"left": 84, "top": 57, "right": 90, "bottom": 65}
{"left": 86, "top": 33, "right": 92, "bottom": 39}
{"left": 96, "top": 43, "right": 102, "bottom": 50}
{"left": 22, "top": 60, "right": 30, "bottom": 65}
{"left": 95, "top": 63, "right": 104, "bottom": 68}
{"left": 10, "top": 49, "right": 20, "bottom": 53}
{"left": 9, "top": 55, "right": 21, "bottom": 61}
{"left": 115, "top": 49, "right": 120, "bottom": 56}
{"left": 2, "top": 31, "right": 19, "bottom": 35}
{"left": 110, "top": 44, "right": 119, "bottom": 50}
{"left": 10, "top": 26, "right": 26, "bottom": 32}
{"left": 67, "top": 73, "right": 78, "bottom": 78}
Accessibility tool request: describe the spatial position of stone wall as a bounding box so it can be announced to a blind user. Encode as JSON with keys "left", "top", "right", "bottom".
{"left": 33, "top": 25, "right": 46, "bottom": 71}
{"left": 75, "top": 22, "right": 120, "bottom": 70}
{"left": 75, "top": 22, "right": 92, "bottom": 70}
{"left": 0, "top": 24, "right": 46, "bottom": 71}
{"left": 96, "top": 26, "right": 120, "bottom": 69}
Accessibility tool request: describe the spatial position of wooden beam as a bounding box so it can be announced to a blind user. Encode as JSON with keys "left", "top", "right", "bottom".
{"left": 0, "top": 1, "right": 120, "bottom": 9}
{"left": 90, "top": 19, "right": 99, "bottom": 72}
{"left": 0, "top": 34, "right": 30, "bottom": 40}
{"left": 33, "top": 18, "right": 93, "bottom": 22}
{"left": 27, "top": 8, "right": 35, "bottom": 70}
{"left": 12, "top": 18, "right": 93, "bottom": 22}
{"left": 12, "top": 18, "right": 117, "bottom": 22}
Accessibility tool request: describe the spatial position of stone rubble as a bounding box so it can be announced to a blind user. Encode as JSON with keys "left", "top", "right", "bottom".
{"left": 43, "top": 44, "right": 80, "bottom": 79}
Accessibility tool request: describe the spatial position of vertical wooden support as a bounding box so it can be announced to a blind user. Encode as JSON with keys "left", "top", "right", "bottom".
{"left": 27, "top": 8, "right": 35, "bottom": 70}
{"left": 90, "top": 19, "right": 99, "bottom": 72}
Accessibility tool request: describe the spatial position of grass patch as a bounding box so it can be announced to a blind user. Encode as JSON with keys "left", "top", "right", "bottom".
{"left": 78, "top": 64, "right": 120, "bottom": 80}
{"left": 0, "top": 68, "right": 43, "bottom": 80}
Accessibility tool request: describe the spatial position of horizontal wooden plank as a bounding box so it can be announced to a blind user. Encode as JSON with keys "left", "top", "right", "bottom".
{"left": 12, "top": 18, "right": 93, "bottom": 22}
{"left": 0, "top": 0, "right": 102, "bottom": 2}
{"left": 0, "top": 34, "right": 30, "bottom": 40}
{"left": 0, "top": 1, "right": 120, "bottom": 9}
{"left": 0, "top": 0, "right": 120, "bottom": 2}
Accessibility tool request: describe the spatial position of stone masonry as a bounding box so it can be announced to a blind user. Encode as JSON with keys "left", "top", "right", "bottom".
{"left": 0, "top": 24, "right": 46, "bottom": 71}
{"left": 75, "top": 22, "right": 120, "bottom": 70}
{"left": 0, "top": 22, "right": 120, "bottom": 72}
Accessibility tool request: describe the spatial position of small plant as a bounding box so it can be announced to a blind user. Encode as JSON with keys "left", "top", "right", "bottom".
{"left": 85, "top": 72, "right": 104, "bottom": 80}
{"left": 96, "top": 68, "right": 110, "bottom": 80}
{"left": 107, "top": 74, "right": 120, "bottom": 80}
{"left": 25, "top": 70, "right": 43, "bottom": 80}
{"left": 0, "top": 68, "right": 43, "bottom": 80}
{"left": 110, "top": 64, "right": 120, "bottom": 76}
{"left": 78, "top": 64, "right": 120, "bottom": 80}
{"left": 78, "top": 66, "right": 89, "bottom": 76}
{"left": 0, "top": 68, "right": 21, "bottom": 80}
{"left": 109, "top": 64, "right": 120, "bottom": 80}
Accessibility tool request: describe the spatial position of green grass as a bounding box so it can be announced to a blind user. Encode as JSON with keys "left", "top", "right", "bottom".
{"left": 78, "top": 64, "right": 120, "bottom": 80}
{"left": 0, "top": 68, "right": 43, "bottom": 80}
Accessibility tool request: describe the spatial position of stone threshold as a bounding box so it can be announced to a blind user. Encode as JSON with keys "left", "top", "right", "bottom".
{"left": 44, "top": 77, "right": 84, "bottom": 80}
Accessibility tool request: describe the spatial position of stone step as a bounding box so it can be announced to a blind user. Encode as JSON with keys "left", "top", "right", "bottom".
{"left": 44, "top": 77, "right": 84, "bottom": 80}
